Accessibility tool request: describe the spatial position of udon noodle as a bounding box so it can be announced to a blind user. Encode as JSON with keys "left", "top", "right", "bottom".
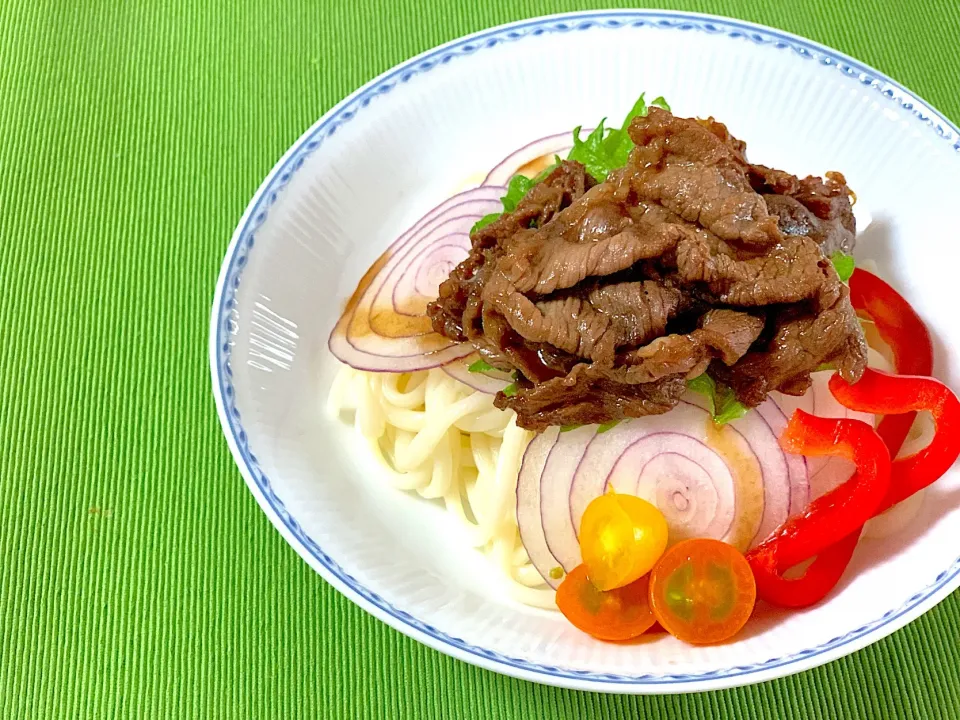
{"left": 326, "top": 364, "right": 556, "bottom": 608}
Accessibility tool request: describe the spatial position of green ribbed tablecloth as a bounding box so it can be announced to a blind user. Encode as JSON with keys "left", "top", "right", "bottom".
{"left": 3, "top": 1, "right": 960, "bottom": 717}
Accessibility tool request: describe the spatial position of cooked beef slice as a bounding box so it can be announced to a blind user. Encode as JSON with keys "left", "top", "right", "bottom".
{"left": 674, "top": 228, "right": 840, "bottom": 308}
{"left": 428, "top": 161, "right": 594, "bottom": 342}
{"left": 495, "top": 280, "right": 682, "bottom": 364}
{"left": 750, "top": 165, "right": 856, "bottom": 256}
{"left": 493, "top": 364, "right": 688, "bottom": 429}
{"left": 711, "top": 285, "right": 867, "bottom": 406}
{"left": 427, "top": 109, "right": 866, "bottom": 430}
{"left": 497, "top": 188, "right": 684, "bottom": 295}
{"left": 624, "top": 108, "right": 782, "bottom": 248}
{"left": 584, "top": 309, "right": 764, "bottom": 386}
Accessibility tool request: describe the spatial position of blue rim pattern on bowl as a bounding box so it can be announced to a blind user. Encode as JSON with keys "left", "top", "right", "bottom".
{"left": 212, "top": 10, "right": 960, "bottom": 686}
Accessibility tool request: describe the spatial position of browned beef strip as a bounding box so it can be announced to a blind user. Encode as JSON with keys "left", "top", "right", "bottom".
{"left": 426, "top": 109, "right": 867, "bottom": 431}
{"left": 496, "top": 187, "right": 684, "bottom": 295}
{"left": 494, "top": 364, "right": 688, "bottom": 431}
{"left": 698, "top": 116, "right": 748, "bottom": 159}
{"left": 625, "top": 108, "right": 782, "bottom": 248}
{"left": 494, "top": 280, "right": 682, "bottom": 364}
{"left": 711, "top": 284, "right": 866, "bottom": 405}
{"left": 611, "top": 309, "right": 765, "bottom": 384}
{"left": 693, "top": 309, "right": 768, "bottom": 365}
{"left": 750, "top": 165, "right": 856, "bottom": 256}
{"left": 674, "top": 228, "right": 838, "bottom": 308}
{"left": 500, "top": 309, "right": 765, "bottom": 429}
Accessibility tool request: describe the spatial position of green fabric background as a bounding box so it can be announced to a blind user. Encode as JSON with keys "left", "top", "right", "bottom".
{"left": 3, "top": 0, "right": 959, "bottom": 717}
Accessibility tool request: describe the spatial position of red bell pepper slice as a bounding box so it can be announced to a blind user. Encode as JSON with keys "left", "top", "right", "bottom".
{"left": 748, "top": 269, "right": 940, "bottom": 609}
{"left": 750, "top": 535, "right": 857, "bottom": 608}
{"left": 746, "top": 412, "right": 890, "bottom": 578}
{"left": 849, "top": 268, "right": 934, "bottom": 450}
{"left": 751, "top": 369, "right": 960, "bottom": 608}
{"left": 829, "top": 369, "right": 960, "bottom": 511}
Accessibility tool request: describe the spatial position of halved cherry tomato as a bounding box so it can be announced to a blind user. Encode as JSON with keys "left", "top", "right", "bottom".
{"left": 556, "top": 564, "right": 656, "bottom": 642}
{"left": 648, "top": 539, "right": 756, "bottom": 645}
{"left": 579, "top": 491, "right": 668, "bottom": 591}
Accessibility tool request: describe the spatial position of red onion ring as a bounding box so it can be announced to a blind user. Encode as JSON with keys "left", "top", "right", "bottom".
{"left": 541, "top": 425, "right": 596, "bottom": 573}
{"left": 482, "top": 131, "right": 584, "bottom": 186}
{"left": 755, "top": 399, "right": 810, "bottom": 521}
{"left": 519, "top": 401, "right": 774, "bottom": 584}
{"left": 516, "top": 427, "right": 562, "bottom": 588}
{"left": 329, "top": 187, "right": 504, "bottom": 371}
{"left": 515, "top": 381, "right": 881, "bottom": 585}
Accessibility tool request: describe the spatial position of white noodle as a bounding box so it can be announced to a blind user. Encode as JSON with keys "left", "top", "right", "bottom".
{"left": 328, "top": 363, "right": 555, "bottom": 608}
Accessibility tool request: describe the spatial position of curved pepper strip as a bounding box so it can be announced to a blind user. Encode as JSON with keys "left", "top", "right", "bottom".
{"left": 751, "top": 371, "right": 960, "bottom": 608}
{"left": 849, "top": 268, "right": 934, "bottom": 450}
{"left": 748, "top": 269, "right": 936, "bottom": 608}
{"left": 829, "top": 369, "right": 960, "bottom": 510}
{"left": 746, "top": 412, "right": 890, "bottom": 581}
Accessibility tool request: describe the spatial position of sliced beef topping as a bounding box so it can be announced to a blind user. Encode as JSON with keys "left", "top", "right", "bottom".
{"left": 625, "top": 108, "right": 782, "bottom": 248}
{"left": 611, "top": 309, "right": 765, "bottom": 385}
{"left": 496, "top": 186, "right": 683, "bottom": 295}
{"left": 427, "top": 109, "right": 866, "bottom": 431}
{"left": 711, "top": 284, "right": 866, "bottom": 406}
{"left": 694, "top": 309, "right": 768, "bottom": 365}
{"left": 750, "top": 165, "right": 856, "bottom": 256}
{"left": 428, "top": 162, "right": 593, "bottom": 341}
{"left": 494, "top": 280, "right": 682, "bottom": 363}
{"left": 494, "top": 364, "right": 688, "bottom": 432}
{"left": 675, "top": 229, "right": 838, "bottom": 308}
{"left": 698, "top": 116, "right": 748, "bottom": 160}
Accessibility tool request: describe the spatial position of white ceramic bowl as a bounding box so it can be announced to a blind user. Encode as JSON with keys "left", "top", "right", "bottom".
{"left": 210, "top": 10, "right": 960, "bottom": 693}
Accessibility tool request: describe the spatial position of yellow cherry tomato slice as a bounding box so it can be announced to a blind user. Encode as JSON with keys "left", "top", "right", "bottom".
{"left": 556, "top": 564, "right": 657, "bottom": 642}
{"left": 579, "top": 491, "right": 668, "bottom": 591}
{"left": 648, "top": 538, "right": 756, "bottom": 645}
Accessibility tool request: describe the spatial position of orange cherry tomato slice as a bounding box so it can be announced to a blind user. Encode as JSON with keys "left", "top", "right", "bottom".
{"left": 556, "top": 564, "right": 656, "bottom": 642}
{"left": 648, "top": 538, "right": 756, "bottom": 645}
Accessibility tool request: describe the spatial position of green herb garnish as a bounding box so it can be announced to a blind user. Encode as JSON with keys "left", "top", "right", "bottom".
{"left": 650, "top": 96, "right": 671, "bottom": 112}
{"left": 501, "top": 383, "right": 518, "bottom": 397}
{"left": 501, "top": 174, "right": 536, "bottom": 213}
{"left": 467, "top": 358, "right": 495, "bottom": 373}
{"left": 597, "top": 419, "right": 622, "bottom": 434}
{"left": 560, "top": 424, "right": 582, "bottom": 433}
{"left": 470, "top": 94, "right": 668, "bottom": 234}
{"left": 567, "top": 92, "right": 664, "bottom": 182}
{"left": 830, "top": 251, "right": 855, "bottom": 283}
{"left": 687, "top": 373, "right": 748, "bottom": 425}
{"left": 470, "top": 212, "right": 501, "bottom": 234}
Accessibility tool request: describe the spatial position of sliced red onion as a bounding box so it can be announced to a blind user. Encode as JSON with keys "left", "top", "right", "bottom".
{"left": 519, "top": 401, "right": 784, "bottom": 585}
{"left": 441, "top": 353, "right": 512, "bottom": 394}
{"left": 755, "top": 399, "right": 810, "bottom": 519}
{"left": 329, "top": 187, "right": 504, "bottom": 372}
{"left": 483, "top": 131, "right": 584, "bottom": 186}
{"left": 516, "top": 427, "right": 561, "bottom": 587}
{"left": 730, "top": 400, "right": 793, "bottom": 548}
{"left": 541, "top": 425, "right": 597, "bottom": 573}
{"left": 615, "top": 434, "right": 734, "bottom": 540}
